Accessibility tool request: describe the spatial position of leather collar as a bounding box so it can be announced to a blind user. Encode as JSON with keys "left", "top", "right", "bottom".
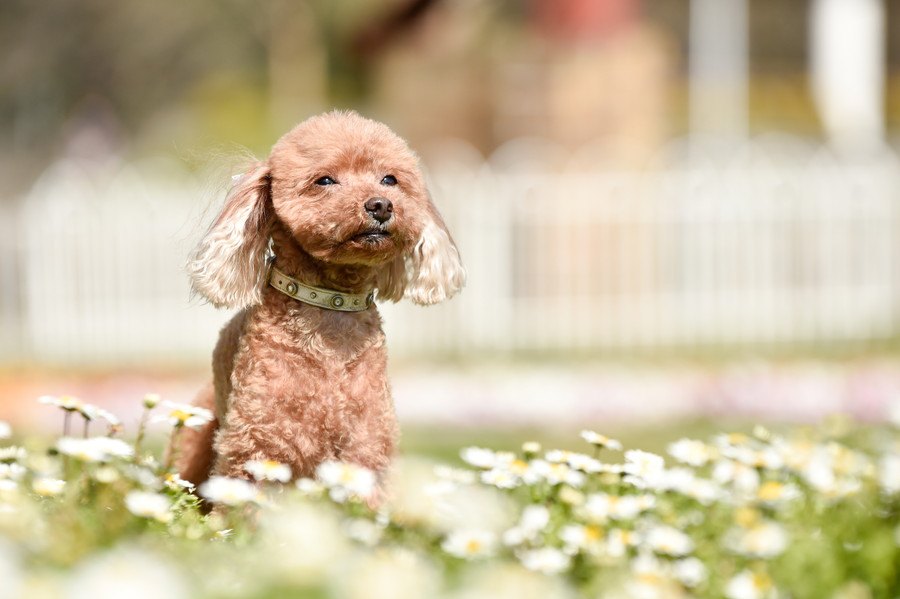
{"left": 268, "top": 266, "right": 373, "bottom": 312}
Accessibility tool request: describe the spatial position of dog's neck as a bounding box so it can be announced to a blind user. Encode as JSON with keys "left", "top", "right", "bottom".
{"left": 269, "top": 222, "right": 376, "bottom": 295}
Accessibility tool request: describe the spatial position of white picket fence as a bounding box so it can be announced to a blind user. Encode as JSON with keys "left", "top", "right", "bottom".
{"left": 3, "top": 138, "right": 900, "bottom": 364}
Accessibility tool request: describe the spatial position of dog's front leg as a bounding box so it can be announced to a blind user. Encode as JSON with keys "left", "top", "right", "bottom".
{"left": 212, "top": 397, "right": 330, "bottom": 480}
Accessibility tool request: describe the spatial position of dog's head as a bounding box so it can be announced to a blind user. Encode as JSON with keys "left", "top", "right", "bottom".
{"left": 187, "top": 111, "right": 465, "bottom": 309}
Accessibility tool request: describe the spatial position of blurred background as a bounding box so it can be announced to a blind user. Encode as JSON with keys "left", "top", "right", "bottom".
{"left": 2, "top": 0, "right": 900, "bottom": 452}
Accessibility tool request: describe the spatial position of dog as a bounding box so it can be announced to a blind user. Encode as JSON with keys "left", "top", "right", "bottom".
{"left": 177, "top": 111, "right": 465, "bottom": 490}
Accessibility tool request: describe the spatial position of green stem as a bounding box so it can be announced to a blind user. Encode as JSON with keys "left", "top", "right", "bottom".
{"left": 133, "top": 409, "right": 149, "bottom": 461}
{"left": 164, "top": 426, "right": 183, "bottom": 472}
{"left": 63, "top": 411, "right": 72, "bottom": 437}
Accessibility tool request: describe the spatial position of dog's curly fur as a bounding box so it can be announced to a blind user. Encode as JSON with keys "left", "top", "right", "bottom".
{"left": 177, "top": 111, "right": 465, "bottom": 486}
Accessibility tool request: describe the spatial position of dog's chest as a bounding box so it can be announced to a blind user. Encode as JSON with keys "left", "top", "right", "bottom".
{"left": 232, "top": 306, "right": 389, "bottom": 429}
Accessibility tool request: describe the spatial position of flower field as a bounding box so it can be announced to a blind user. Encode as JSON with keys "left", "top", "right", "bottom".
{"left": 0, "top": 395, "right": 898, "bottom": 599}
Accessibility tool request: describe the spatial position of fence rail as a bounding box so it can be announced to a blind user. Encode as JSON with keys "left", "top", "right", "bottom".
{"left": 4, "top": 140, "right": 900, "bottom": 364}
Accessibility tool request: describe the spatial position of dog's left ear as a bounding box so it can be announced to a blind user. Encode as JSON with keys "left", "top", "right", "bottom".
{"left": 376, "top": 182, "right": 466, "bottom": 305}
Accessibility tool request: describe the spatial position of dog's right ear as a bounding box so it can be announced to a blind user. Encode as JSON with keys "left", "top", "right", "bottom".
{"left": 187, "top": 162, "right": 273, "bottom": 309}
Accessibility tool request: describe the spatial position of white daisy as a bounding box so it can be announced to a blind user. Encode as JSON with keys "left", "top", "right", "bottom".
{"left": 142, "top": 393, "right": 161, "bottom": 409}
{"left": 713, "top": 459, "right": 761, "bottom": 494}
{"left": 93, "top": 466, "right": 121, "bottom": 484}
{"left": 441, "top": 530, "right": 496, "bottom": 559}
{"left": 668, "top": 438, "right": 715, "bottom": 467}
{"left": 682, "top": 477, "right": 724, "bottom": 505}
{"left": 521, "top": 441, "right": 542, "bottom": 454}
{"left": 725, "top": 570, "right": 775, "bottom": 599}
{"left": 57, "top": 437, "right": 133, "bottom": 462}
{"left": 755, "top": 480, "right": 801, "bottom": 505}
{"left": 316, "top": 461, "right": 376, "bottom": 502}
{"left": 547, "top": 450, "right": 605, "bottom": 473}
{"left": 0, "top": 446, "right": 25, "bottom": 462}
{"left": 125, "top": 491, "right": 173, "bottom": 522}
{"left": 622, "top": 450, "right": 666, "bottom": 488}
{"left": 460, "top": 447, "right": 514, "bottom": 469}
{"left": 37, "top": 395, "right": 99, "bottom": 419}
{"left": 481, "top": 467, "right": 520, "bottom": 489}
{"left": 625, "top": 553, "right": 678, "bottom": 597}
{"left": 344, "top": 518, "right": 383, "bottom": 546}
{"left": 152, "top": 401, "right": 214, "bottom": 430}
{"left": 559, "top": 524, "right": 604, "bottom": 552}
{"left": 582, "top": 493, "right": 654, "bottom": 522}
{"left": 32, "top": 477, "right": 65, "bottom": 497}
{"left": 518, "top": 547, "right": 571, "bottom": 574}
{"left": 673, "top": 557, "right": 707, "bottom": 588}
{"left": 244, "top": 459, "right": 292, "bottom": 483}
{"left": 644, "top": 524, "right": 695, "bottom": 556}
{"left": 198, "top": 476, "right": 258, "bottom": 506}
{"left": 0, "top": 463, "right": 25, "bottom": 481}
{"left": 502, "top": 504, "right": 551, "bottom": 546}
{"left": 163, "top": 473, "right": 195, "bottom": 491}
{"left": 295, "top": 478, "right": 325, "bottom": 496}
{"left": 524, "top": 460, "right": 585, "bottom": 487}
{"left": 604, "top": 528, "right": 641, "bottom": 557}
{"left": 726, "top": 521, "right": 789, "bottom": 558}
{"left": 580, "top": 430, "right": 623, "bottom": 450}
{"left": 91, "top": 437, "right": 134, "bottom": 459}
{"left": 94, "top": 408, "right": 121, "bottom": 427}
{"left": 558, "top": 486, "right": 585, "bottom": 506}
{"left": 878, "top": 453, "right": 900, "bottom": 495}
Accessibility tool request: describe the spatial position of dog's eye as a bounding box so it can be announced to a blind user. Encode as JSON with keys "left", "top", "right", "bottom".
{"left": 380, "top": 175, "right": 397, "bottom": 186}
{"left": 315, "top": 176, "right": 337, "bottom": 186}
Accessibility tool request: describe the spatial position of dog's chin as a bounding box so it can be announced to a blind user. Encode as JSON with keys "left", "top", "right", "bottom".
{"left": 321, "top": 230, "right": 400, "bottom": 265}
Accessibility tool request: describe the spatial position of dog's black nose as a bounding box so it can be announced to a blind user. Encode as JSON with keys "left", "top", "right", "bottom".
{"left": 364, "top": 197, "right": 393, "bottom": 223}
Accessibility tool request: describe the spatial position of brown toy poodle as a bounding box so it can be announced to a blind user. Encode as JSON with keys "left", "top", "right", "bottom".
{"left": 177, "top": 111, "right": 465, "bottom": 488}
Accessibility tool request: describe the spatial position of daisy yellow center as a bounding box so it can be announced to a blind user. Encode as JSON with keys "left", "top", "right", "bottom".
{"left": 263, "top": 460, "right": 281, "bottom": 469}
{"left": 170, "top": 409, "right": 191, "bottom": 422}
{"left": 635, "top": 573, "right": 663, "bottom": 585}
{"left": 735, "top": 507, "right": 761, "bottom": 528}
{"left": 752, "top": 572, "right": 773, "bottom": 590}
{"left": 757, "top": 481, "right": 784, "bottom": 501}
{"left": 585, "top": 525, "right": 603, "bottom": 541}
{"left": 510, "top": 459, "right": 528, "bottom": 474}
{"left": 60, "top": 396, "right": 83, "bottom": 410}
{"left": 465, "top": 539, "right": 482, "bottom": 554}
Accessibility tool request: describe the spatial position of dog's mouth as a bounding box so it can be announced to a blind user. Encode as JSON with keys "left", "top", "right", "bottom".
{"left": 351, "top": 229, "right": 391, "bottom": 244}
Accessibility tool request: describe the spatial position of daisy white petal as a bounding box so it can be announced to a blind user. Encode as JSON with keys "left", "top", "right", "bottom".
{"left": 580, "top": 430, "right": 623, "bottom": 450}
{"left": 519, "top": 547, "right": 571, "bottom": 574}
{"left": 441, "top": 530, "right": 496, "bottom": 559}
{"left": 644, "top": 524, "right": 694, "bottom": 556}
{"left": 125, "top": 491, "right": 173, "bottom": 522}
{"left": 199, "top": 476, "right": 258, "bottom": 506}
{"left": 316, "top": 461, "right": 376, "bottom": 502}
{"left": 244, "top": 459, "right": 292, "bottom": 483}
{"left": 32, "top": 477, "right": 66, "bottom": 497}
